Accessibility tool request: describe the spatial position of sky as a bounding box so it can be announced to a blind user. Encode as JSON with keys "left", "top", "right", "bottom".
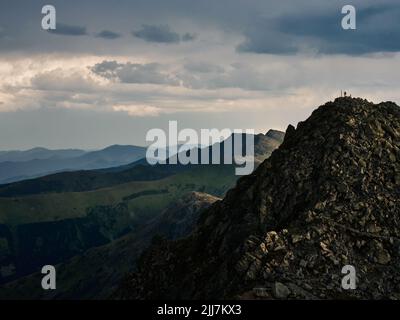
{"left": 0, "top": 0, "right": 400, "bottom": 149}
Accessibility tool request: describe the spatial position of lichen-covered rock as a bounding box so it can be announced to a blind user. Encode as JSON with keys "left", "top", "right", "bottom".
{"left": 272, "top": 282, "right": 291, "bottom": 299}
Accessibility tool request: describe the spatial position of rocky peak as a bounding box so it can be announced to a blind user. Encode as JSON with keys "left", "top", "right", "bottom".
{"left": 266, "top": 129, "right": 285, "bottom": 142}
{"left": 118, "top": 97, "right": 400, "bottom": 300}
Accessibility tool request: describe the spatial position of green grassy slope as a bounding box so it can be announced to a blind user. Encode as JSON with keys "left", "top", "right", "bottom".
{"left": 0, "top": 165, "right": 235, "bottom": 226}
{"left": 0, "top": 165, "right": 237, "bottom": 283}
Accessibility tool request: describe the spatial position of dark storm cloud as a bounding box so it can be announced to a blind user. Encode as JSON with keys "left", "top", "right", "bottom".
{"left": 91, "top": 60, "right": 180, "bottom": 85}
{"left": 95, "top": 30, "right": 121, "bottom": 39}
{"left": 48, "top": 23, "right": 87, "bottom": 36}
{"left": 132, "top": 24, "right": 195, "bottom": 44}
{"left": 238, "top": 4, "right": 400, "bottom": 55}
{"left": 1, "top": 0, "right": 399, "bottom": 55}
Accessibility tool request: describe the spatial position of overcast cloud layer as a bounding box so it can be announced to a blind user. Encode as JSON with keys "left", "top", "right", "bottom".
{"left": 0, "top": 0, "right": 400, "bottom": 149}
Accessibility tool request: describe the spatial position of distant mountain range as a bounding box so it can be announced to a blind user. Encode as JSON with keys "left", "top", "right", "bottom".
{"left": 0, "top": 145, "right": 147, "bottom": 184}
{"left": 0, "top": 147, "right": 86, "bottom": 162}
{"left": 0, "top": 130, "right": 285, "bottom": 289}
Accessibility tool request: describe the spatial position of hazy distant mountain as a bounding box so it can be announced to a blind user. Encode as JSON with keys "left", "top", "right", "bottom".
{"left": 0, "top": 147, "right": 86, "bottom": 163}
{"left": 0, "top": 131, "right": 285, "bottom": 196}
{"left": 0, "top": 145, "right": 147, "bottom": 184}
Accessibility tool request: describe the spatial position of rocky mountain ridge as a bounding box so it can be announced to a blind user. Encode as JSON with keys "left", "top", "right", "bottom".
{"left": 118, "top": 97, "right": 400, "bottom": 300}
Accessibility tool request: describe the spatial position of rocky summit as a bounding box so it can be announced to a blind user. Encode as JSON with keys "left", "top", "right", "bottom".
{"left": 117, "top": 97, "right": 400, "bottom": 300}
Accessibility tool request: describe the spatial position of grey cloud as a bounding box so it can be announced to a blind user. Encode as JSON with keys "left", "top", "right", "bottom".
{"left": 182, "top": 63, "right": 274, "bottom": 91}
{"left": 238, "top": 28, "right": 299, "bottom": 55}
{"left": 31, "top": 70, "right": 96, "bottom": 92}
{"left": 95, "top": 30, "right": 121, "bottom": 39}
{"left": 180, "top": 62, "right": 280, "bottom": 91}
{"left": 181, "top": 33, "right": 196, "bottom": 42}
{"left": 90, "top": 60, "right": 120, "bottom": 77}
{"left": 91, "top": 60, "right": 269, "bottom": 90}
{"left": 48, "top": 23, "right": 87, "bottom": 36}
{"left": 238, "top": 4, "right": 400, "bottom": 55}
{"left": 91, "top": 60, "right": 180, "bottom": 85}
{"left": 184, "top": 62, "right": 225, "bottom": 74}
{"left": 90, "top": 58, "right": 342, "bottom": 92}
{"left": 132, "top": 24, "right": 195, "bottom": 43}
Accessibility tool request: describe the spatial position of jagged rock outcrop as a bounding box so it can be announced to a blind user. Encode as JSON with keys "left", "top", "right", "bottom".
{"left": 117, "top": 97, "right": 400, "bottom": 300}
{"left": 254, "top": 130, "right": 286, "bottom": 164}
